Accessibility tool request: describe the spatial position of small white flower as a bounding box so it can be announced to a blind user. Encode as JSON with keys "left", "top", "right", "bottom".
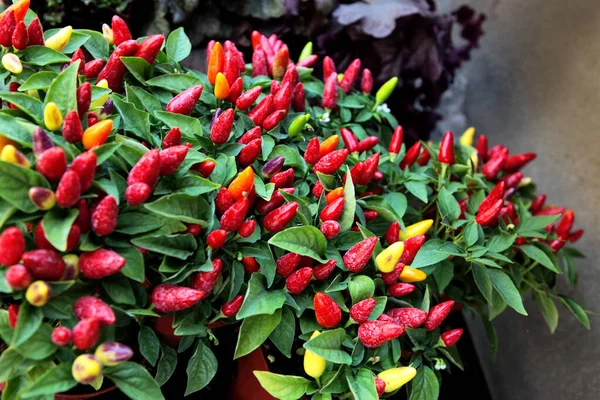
{"left": 376, "top": 103, "right": 390, "bottom": 114}
{"left": 433, "top": 358, "right": 447, "bottom": 370}
{"left": 320, "top": 112, "right": 330, "bottom": 123}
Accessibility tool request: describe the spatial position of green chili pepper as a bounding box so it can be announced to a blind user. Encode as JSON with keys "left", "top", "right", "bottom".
{"left": 288, "top": 113, "right": 310, "bottom": 136}
{"left": 373, "top": 76, "right": 398, "bottom": 110}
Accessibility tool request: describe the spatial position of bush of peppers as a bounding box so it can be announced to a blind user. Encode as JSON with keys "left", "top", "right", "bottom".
{"left": 0, "top": 1, "right": 588, "bottom": 399}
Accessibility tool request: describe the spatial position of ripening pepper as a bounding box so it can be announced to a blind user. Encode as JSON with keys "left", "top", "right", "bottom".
{"left": 56, "top": 170, "right": 81, "bottom": 207}
{"left": 102, "top": 23, "right": 113, "bottom": 44}
{"left": 207, "top": 41, "right": 225, "bottom": 84}
{"left": 389, "top": 282, "right": 416, "bottom": 297}
{"left": 236, "top": 86, "right": 262, "bottom": 110}
{"left": 476, "top": 198, "right": 503, "bottom": 226}
{"left": 210, "top": 108, "right": 235, "bottom": 145}
{"left": 44, "top": 102, "right": 63, "bottom": 131}
{"left": 91, "top": 195, "right": 118, "bottom": 236}
{"left": 439, "top": 131, "right": 455, "bottom": 165}
{"left": 252, "top": 46, "right": 268, "bottom": 77}
{"left": 7, "top": 304, "right": 18, "bottom": 328}
{"left": 343, "top": 236, "right": 378, "bottom": 272}
{"left": 377, "top": 367, "right": 417, "bottom": 393}
{"left": 504, "top": 152, "right": 537, "bottom": 173}
{"left": 5, "top": 264, "right": 33, "bottom": 290}
{"left": 213, "top": 72, "right": 230, "bottom": 100}
{"left": 399, "top": 266, "right": 427, "bottom": 283}
{"left": 36, "top": 147, "right": 66, "bottom": 181}
{"left": 325, "top": 188, "right": 344, "bottom": 205}
{"left": 166, "top": 85, "right": 203, "bottom": 115}
{"left": 270, "top": 168, "right": 294, "bottom": 189}
{"left": 361, "top": 68, "right": 373, "bottom": 94}
{"left": 286, "top": 267, "right": 313, "bottom": 294}
{"left": 152, "top": 284, "right": 206, "bottom": 313}
{"left": 82, "top": 119, "right": 113, "bottom": 150}
{"left": 358, "top": 320, "right": 405, "bottom": 348}
{"left": 51, "top": 326, "right": 72, "bottom": 346}
{"left": 319, "top": 135, "right": 339, "bottom": 157}
{"left": 322, "top": 73, "right": 338, "bottom": 110}
{"left": 0, "top": 144, "right": 29, "bottom": 167}
{"left": 385, "top": 221, "right": 400, "bottom": 245}
{"left": 190, "top": 259, "right": 222, "bottom": 294}
{"left": 222, "top": 295, "right": 244, "bottom": 317}
{"left": 398, "top": 220, "right": 433, "bottom": 241}
{"left": 261, "top": 156, "right": 284, "bottom": 178}
{"left": 79, "top": 249, "right": 126, "bottom": 279}
{"left": 95, "top": 342, "right": 133, "bottom": 367}
{"left": 220, "top": 197, "right": 250, "bottom": 232}
{"left": 0, "top": 228, "right": 24, "bottom": 266}
{"left": 264, "top": 202, "right": 298, "bottom": 233}
{"left": 73, "top": 296, "right": 115, "bottom": 325}
{"left": 207, "top": 229, "right": 227, "bottom": 249}
{"left": 387, "top": 307, "right": 427, "bottom": 328}
{"left": 32, "top": 126, "right": 53, "bottom": 157}
{"left": 424, "top": 300, "right": 455, "bottom": 331}
{"left": 399, "top": 235, "right": 426, "bottom": 265}
{"left": 375, "top": 241, "right": 405, "bottom": 273}
{"left": 399, "top": 141, "right": 422, "bottom": 170}
{"left": 350, "top": 298, "right": 376, "bottom": 324}
{"left": 314, "top": 292, "right": 342, "bottom": 328}
{"left": 304, "top": 330, "right": 327, "bottom": 378}
{"left": 134, "top": 34, "right": 164, "bottom": 65}
{"left": 26, "top": 280, "right": 51, "bottom": 307}
{"left": 159, "top": 145, "right": 188, "bottom": 176}
{"left": 374, "top": 77, "right": 398, "bottom": 109}
{"left": 441, "top": 328, "right": 464, "bottom": 347}
{"left": 482, "top": 149, "right": 508, "bottom": 180}
{"left": 45, "top": 26, "right": 72, "bottom": 51}
{"left": 320, "top": 197, "right": 345, "bottom": 222}
{"left": 298, "top": 41, "right": 313, "bottom": 60}
{"left": 228, "top": 166, "right": 255, "bottom": 200}
{"left": 72, "top": 318, "right": 101, "bottom": 350}
{"left": 111, "top": 15, "right": 132, "bottom": 45}
{"left": 272, "top": 46, "right": 289, "bottom": 79}
{"left": 72, "top": 354, "right": 102, "bottom": 384}
{"left": 313, "top": 149, "right": 349, "bottom": 175}
{"left": 29, "top": 187, "right": 56, "bottom": 210}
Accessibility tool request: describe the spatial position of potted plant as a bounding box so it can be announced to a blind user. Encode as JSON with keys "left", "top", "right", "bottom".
{"left": 0, "top": 1, "right": 588, "bottom": 399}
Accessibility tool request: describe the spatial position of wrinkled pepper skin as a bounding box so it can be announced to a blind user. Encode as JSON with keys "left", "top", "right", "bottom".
{"left": 152, "top": 284, "right": 206, "bottom": 313}
{"left": 424, "top": 300, "right": 455, "bottom": 331}
{"left": 166, "top": 85, "right": 203, "bottom": 115}
{"left": 387, "top": 307, "right": 427, "bottom": 328}
{"left": 358, "top": 320, "right": 404, "bottom": 348}
{"left": 79, "top": 249, "right": 126, "bottom": 279}
{"left": 343, "top": 236, "right": 378, "bottom": 272}
{"left": 73, "top": 296, "right": 116, "bottom": 326}
{"left": 350, "top": 298, "right": 376, "bottom": 324}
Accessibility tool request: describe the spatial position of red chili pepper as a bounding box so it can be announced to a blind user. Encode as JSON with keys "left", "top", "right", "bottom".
{"left": 166, "top": 85, "right": 203, "bottom": 115}
{"left": 235, "top": 87, "right": 262, "bottom": 111}
{"left": 361, "top": 68, "right": 373, "bottom": 94}
{"left": 475, "top": 134, "right": 488, "bottom": 161}
{"left": 399, "top": 235, "right": 426, "bottom": 265}
{"left": 458, "top": 197, "right": 469, "bottom": 219}
{"left": 73, "top": 296, "right": 116, "bottom": 326}
{"left": 320, "top": 220, "right": 341, "bottom": 240}
{"left": 487, "top": 144, "right": 506, "bottom": 160}
{"left": 51, "top": 327, "right": 72, "bottom": 346}
{"left": 313, "top": 260, "right": 336, "bottom": 281}
{"left": 296, "top": 54, "right": 318, "bottom": 68}
{"left": 340, "top": 59, "right": 361, "bottom": 93}
{"left": 535, "top": 206, "right": 565, "bottom": 217}
{"left": 56, "top": 170, "right": 81, "bottom": 208}
{"left": 252, "top": 46, "right": 268, "bottom": 77}
{"left": 223, "top": 50, "right": 240, "bottom": 86}
{"left": 568, "top": 229, "right": 584, "bottom": 243}
{"left": 282, "top": 65, "right": 298, "bottom": 89}
{"left": 358, "top": 320, "right": 404, "bottom": 348}
{"left": 364, "top": 210, "right": 379, "bottom": 222}
{"left": 207, "top": 229, "right": 227, "bottom": 249}
{"left": 314, "top": 292, "right": 342, "bottom": 328}
{"left": 27, "top": 17, "right": 44, "bottom": 45}
{"left": 190, "top": 259, "right": 222, "bottom": 294}
{"left": 134, "top": 34, "right": 165, "bottom": 65}
{"left": 210, "top": 108, "right": 235, "bottom": 145}
{"left": 247, "top": 94, "right": 273, "bottom": 126}
{"left": 36, "top": 147, "right": 66, "bottom": 182}
{"left": 313, "top": 149, "right": 349, "bottom": 175}
{"left": 270, "top": 168, "right": 294, "bottom": 189}
{"left": 128, "top": 149, "right": 160, "bottom": 189}
{"left": 555, "top": 210, "right": 575, "bottom": 238}
{"left": 35, "top": 222, "right": 79, "bottom": 252}
{"left": 72, "top": 319, "right": 100, "bottom": 350}
{"left": 222, "top": 295, "right": 244, "bottom": 317}
{"left": 501, "top": 171, "right": 523, "bottom": 188}
{"left": 159, "top": 145, "right": 188, "bottom": 176}
{"left": 548, "top": 239, "right": 565, "bottom": 253}
{"left": 77, "top": 82, "right": 92, "bottom": 116}
{"left": 438, "top": 131, "right": 455, "bottom": 165}
{"left": 237, "top": 138, "right": 262, "bottom": 166}
{"left": 399, "top": 142, "right": 422, "bottom": 170}
{"left": 0, "top": 10, "right": 16, "bottom": 47}
{"left": 530, "top": 193, "right": 546, "bottom": 214}
{"left": 504, "top": 152, "right": 536, "bottom": 173}
{"left": 479, "top": 181, "right": 505, "bottom": 213}
{"left": 343, "top": 236, "right": 378, "bottom": 272}
{"left": 322, "top": 73, "right": 338, "bottom": 110}
{"left": 152, "top": 284, "right": 206, "bottom": 313}
{"left": 276, "top": 252, "right": 301, "bottom": 277}
{"left": 79, "top": 249, "right": 126, "bottom": 279}
{"left": 61, "top": 110, "right": 83, "bottom": 143}
{"left": 227, "top": 77, "right": 243, "bottom": 104}
{"left": 312, "top": 180, "right": 324, "bottom": 198}
{"left": 111, "top": 15, "right": 132, "bottom": 46}
{"left": 285, "top": 267, "right": 313, "bottom": 294}
{"left": 340, "top": 127, "right": 360, "bottom": 153}
{"left": 273, "top": 81, "right": 292, "bottom": 113}
{"left": 389, "top": 282, "right": 416, "bottom": 297}
{"left": 255, "top": 188, "right": 293, "bottom": 215}
{"left": 441, "top": 328, "right": 464, "bottom": 347}
{"left": 264, "top": 202, "right": 298, "bottom": 232}
{"left": 7, "top": 304, "right": 18, "bottom": 328}
{"left": 482, "top": 149, "right": 509, "bottom": 180}
{"left": 21, "top": 249, "right": 65, "bottom": 280}
{"left": 272, "top": 46, "right": 289, "bottom": 79}
{"left": 323, "top": 56, "right": 337, "bottom": 81}
{"left": 350, "top": 298, "right": 376, "bottom": 324}
{"left": 347, "top": 162, "right": 365, "bottom": 186}
{"left": 251, "top": 31, "right": 261, "bottom": 49}
{"left": 237, "top": 220, "right": 255, "bottom": 238}
{"left": 263, "top": 110, "right": 286, "bottom": 130}
{"left": 304, "top": 137, "right": 321, "bottom": 165}
{"left": 320, "top": 197, "right": 344, "bottom": 221}
{"left": 476, "top": 199, "right": 503, "bottom": 226}
{"left": 501, "top": 202, "right": 518, "bottom": 225}
{"left": 12, "top": 20, "right": 28, "bottom": 50}
{"left": 238, "top": 126, "right": 262, "bottom": 145}
{"left": 385, "top": 221, "right": 400, "bottom": 245}
{"left": 220, "top": 197, "right": 250, "bottom": 232}
{"left": 91, "top": 195, "right": 118, "bottom": 236}
{"left": 0, "top": 227, "right": 25, "bottom": 267}
{"left": 224, "top": 40, "right": 245, "bottom": 73}
{"left": 84, "top": 59, "right": 104, "bottom": 79}
{"left": 5, "top": 264, "right": 32, "bottom": 289}
{"left": 417, "top": 147, "right": 431, "bottom": 166}
{"left": 381, "top": 263, "right": 405, "bottom": 285}
{"left": 98, "top": 39, "right": 139, "bottom": 91}
{"left": 290, "top": 82, "right": 306, "bottom": 112}
{"left": 240, "top": 257, "right": 259, "bottom": 274}
{"left": 362, "top": 153, "right": 380, "bottom": 184}
{"left": 424, "top": 300, "right": 454, "bottom": 330}
{"left": 162, "top": 127, "right": 182, "bottom": 149}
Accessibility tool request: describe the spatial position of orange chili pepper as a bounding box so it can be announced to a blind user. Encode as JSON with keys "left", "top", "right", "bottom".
{"left": 207, "top": 42, "right": 225, "bottom": 85}
{"left": 0, "top": 0, "right": 29, "bottom": 22}
{"left": 228, "top": 166, "right": 255, "bottom": 200}
{"left": 82, "top": 119, "right": 113, "bottom": 150}
{"left": 214, "top": 72, "right": 230, "bottom": 100}
{"left": 326, "top": 187, "right": 344, "bottom": 204}
{"left": 319, "top": 135, "right": 339, "bottom": 158}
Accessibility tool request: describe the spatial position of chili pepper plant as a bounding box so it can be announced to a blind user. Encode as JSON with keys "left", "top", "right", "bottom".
{"left": 0, "top": 2, "right": 589, "bottom": 399}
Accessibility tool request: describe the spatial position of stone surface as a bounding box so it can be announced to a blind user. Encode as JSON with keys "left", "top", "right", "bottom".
{"left": 439, "top": 0, "right": 600, "bottom": 399}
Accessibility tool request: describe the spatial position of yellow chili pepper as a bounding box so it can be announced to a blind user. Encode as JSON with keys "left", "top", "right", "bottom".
{"left": 398, "top": 219, "right": 433, "bottom": 241}
{"left": 460, "top": 127, "right": 475, "bottom": 147}
{"left": 214, "top": 72, "right": 230, "bottom": 100}
{"left": 0, "top": 144, "right": 30, "bottom": 167}
{"left": 304, "top": 331, "right": 326, "bottom": 378}
{"left": 518, "top": 177, "right": 532, "bottom": 187}
{"left": 45, "top": 26, "right": 73, "bottom": 52}
{"left": 337, "top": 73, "right": 344, "bottom": 83}
{"left": 72, "top": 354, "right": 103, "bottom": 384}
{"left": 102, "top": 23, "right": 114, "bottom": 45}
{"left": 2, "top": 54, "right": 23, "bottom": 74}
{"left": 377, "top": 367, "right": 417, "bottom": 393}
{"left": 90, "top": 79, "right": 110, "bottom": 109}
{"left": 399, "top": 266, "right": 427, "bottom": 283}
{"left": 44, "top": 102, "right": 63, "bottom": 131}
{"left": 26, "top": 280, "right": 51, "bottom": 307}
{"left": 375, "top": 241, "right": 405, "bottom": 273}
{"left": 82, "top": 119, "right": 113, "bottom": 150}
{"left": 374, "top": 77, "right": 398, "bottom": 109}
{"left": 228, "top": 166, "right": 255, "bottom": 201}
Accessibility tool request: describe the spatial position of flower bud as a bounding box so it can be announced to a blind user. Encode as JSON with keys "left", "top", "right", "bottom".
{"left": 94, "top": 342, "right": 134, "bottom": 366}
{"left": 2, "top": 54, "right": 23, "bottom": 74}
{"left": 261, "top": 156, "right": 285, "bottom": 178}
{"left": 28, "top": 187, "right": 56, "bottom": 210}
{"left": 33, "top": 126, "right": 54, "bottom": 157}
{"left": 1, "top": 144, "right": 30, "bottom": 167}
{"left": 62, "top": 254, "right": 80, "bottom": 280}
{"left": 72, "top": 354, "right": 103, "bottom": 384}
{"left": 26, "top": 280, "right": 51, "bottom": 307}
{"left": 102, "top": 24, "right": 113, "bottom": 45}
{"left": 44, "top": 102, "right": 63, "bottom": 131}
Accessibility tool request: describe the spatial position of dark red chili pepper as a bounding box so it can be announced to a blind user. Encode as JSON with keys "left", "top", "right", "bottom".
{"left": 313, "top": 260, "right": 336, "bottom": 281}
{"left": 343, "top": 236, "right": 378, "bottom": 273}
{"left": 0, "top": 10, "right": 16, "bottom": 47}
{"left": 222, "top": 295, "right": 244, "bottom": 317}
{"left": 441, "top": 328, "right": 464, "bottom": 347}
{"left": 220, "top": 197, "right": 250, "bottom": 232}
{"left": 292, "top": 82, "right": 306, "bottom": 112}
{"left": 399, "top": 235, "right": 426, "bottom": 265}
{"left": 162, "top": 127, "right": 182, "bottom": 149}
{"left": 313, "top": 149, "right": 349, "bottom": 175}
{"left": 548, "top": 239, "right": 565, "bottom": 253}
{"left": 362, "top": 153, "right": 380, "bottom": 184}
{"left": 340, "top": 127, "right": 360, "bottom": 153}
{"left": 555, "top": 210, "right": 574, "bottom": 239}
{"left": 276, "top": 252, "right": 301, "bottom": 277}
{"left": 190, "top": 259, "right": 222, "bottom": 294}
{"left": 207, "top": 230, "right": 227, "bottom": 249}
{"left": 227, "top": 77, "right": 243, "bottom": 104}
{"left": 438, "top": 131, "right": 455, "bottom": 165}
{"left": 210, "top": 108, "right": 235, "bottom": 145}
{"left": 84, "top": 59, "right": 104, "bottom": 79}
{"left": 97, "top": 39, "right": 139, "bottom": 91}
{"left": 223, "top": 50, "right": 240, "bottom": 86}
{"left": 77, "top": 82, "right": 92, "bottom": 116}
{"left": 238, "top": 126, "right": 262, "bottom": 145}
{"left": 482, "top": 149, "right": 509, "bottom": 180}
{"left": 111, "top": 15, "right": 132, "bottom": 46}
{"left": 273, "top": 81, "right": 292, "bottom": 113}
{"left": 286, "top": 267, "right": 313, "bottom": 294}
{"left": 479, "top": 181, "right": 505, "bottom": 213}
{"left": 399, "top": 142, "right": 422, "bottom": 170}
{"left": 166, "top": 85, "right": 203, "bottom": 115}
{"left": 320, "top": 197, "right": 344, "bottom": 221}
{"left": 381, "top": 263, "right": 404, "bottom": 285}
{"left": 348, "top": 162, "right": 365, "bottom": 185}
{"left": 389, "top": 126, "right": 404, "bottom": 155}
{"left": 361, "top": 68, "right": 373, "bottom": 94}
{"left": 252, "top": 46, "right": 268, "bottom": 77}
{"left": 323, "top": 56, "right": 336, "bottom": 81}
{"left": 385, "top": 221, "right": 400, "bottom": 245}
{"left": 504, "top": 152, "right": 536, "bottom": 173}
{"left": 530, "top": 193, "right": 546, "bottom": 214}
{"left": 303, "top": 137, "right": 321, "bottom": 165}
{"left": 389, "top": 283, "right": 416, "bottom": 297}
{"left": 322, "top": 73, "right": 338, "bottom": 110}
{"left": 134, "top": 34, "right": 164, "bottom": 65}
{"left": 501, "top": 171, "right": 523, "bottom": 188}
{"left": 152, "top": 284, "right": 206, "bottom": 313}
{"left": 476, "top": 199, "right": 503, "bottom": 226}
{"left": 282, "top": 65, "right": 298, "bottom": 89}
{"left": 270, "top": 168, "right": 294, "bottom": 189}
{"left": 458, "top": 197, "right": 469, "bottom": 219}
{"left": 340, "top": 59, "right": 361, "bottom": 93}
{"left": 12, "top": 21, "right": 28, "bottom": 50}
{"left": 247, "top": 94, "right": 273, "bottom": 126}
{"left": 262, "top": 110, "right": 286, "bottom": 130}
{"left": 568, "top": 229, "right": 584, "bottom": 243}
{"left": 475, "top": 134, "right": 488, "bottom": 161}
{"left": 359, "top": 136, "right": 379, "bottom": 153}
{"left": 70, "top": 48, "right": 85, "bottom": 75}
{"left": 417, "top": 147, "right": 431, "bottom": 166}
{"left": 237, "top": 138, "right": 261, "bottom": 166}
{"left": 501, "top": 202, "right": 518, "bottom": 225}
{"left": 27, "top": 17, "right": 44, "bottom": 46}
{"left": 312, "top": 180, "right": 324, "bottom": 198}
{"left": 424, "top": 300, "right": 454, "bottom": 330}
{"left": 535, "top": 206, "right": 565, "bottom": 217}
{"left": 264, "top": 202, "right": 298, "bottom": 233}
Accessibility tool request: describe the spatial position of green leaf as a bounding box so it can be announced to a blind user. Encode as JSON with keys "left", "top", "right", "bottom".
{"left": 20, "top": 46, "right": 71, "bottom": 66}
{"left": 339, "top": 167, "right": 356, "bottom": 232}
{"left": 121, "top": 57, "right": 152, "bottom": 83}
{"left": 438, "top": 187, "right": 461, "bottom": 220}
{"left": 268, "top": 145, "right": 308, "bottom": 172}
{"left": 173, "top": 175, "right": 221, "bottom": 196}
{"left": 45, "top": 62, "right": 78, "bottom": 116}
{"left": 115, "top": 245, "right": 145, "bottom": 283}
{"left": 131, "top": 234, "right": 197, "bottom": 260}
{"left": 145, "top": 193, "right": 210, "bottom": 225}
{"left": 20, "top": 363, "right": 76, "bottom": 399}
{"left": 559, "top": 296, "right": 590, "bottom": 329}
{"left": 382, "top": 192, "right": 408, "bottom": 220}
{"left": 0, "top": 92, "right": 44, "bottom": 124}
{"left": 41, "top": 208, "right": 79, "bottom": 252}
{"left": 155, "top": 344, "right": 178, "bottom": 386}
{"left": 345, "top": 368, "right": 378, "bottom": 400}
{"left": 102, "top": 275, "right": 135, "bottom": 305}
{"left": 127, "top": 86, "right": 162, "bottom": 113}
{"left": 0, "top": 113, "right": 36, "bottom": 146}
{"left": 348, "top": 275, "right": 375, "bottom": 303}
{"left": 115, "top": 212, "right": 164, "bottom": 235}
{"left": 405, "top": 181, "right": 428, "bottom": 203}
{"left": 464, "top": 222, "right": 479, "bottom": 247}
{"left": 154, "top": 110, "right": 203, "bottom": 138}
{"left": 267, "top": 308, "right": 295, "bottom": 359}
{"left": 146, "top": 74, "right": 202, "bottom": 93}
{"left": 104, "top": 362, "right": 165, "bottom": 400}
{"left": 517, "top": 215, "right": 560, "bottom": 234}
{"left": 409, "top": 366, "right": 439, "bottom": 400}
{"left": 410, "top": 239, "right": 453, "bottom": 269}
{"left": 185, "top": 340, "right": 217, "bottom": 395}
{"left": 0, "top": 160, "right": 49, "bottom": 213}
{"left": 432, "top": 263, "right": 454, "bottom": 293}
{"left": 237, "top": 273, "right": 286, "bottom": 319}
{"left": 488, "top": 269, "right": 527, "bottom": 315}
{"left": 254, "top": 371, "right": 309, "bottom": 400}
{"left": 139, "top": 326, "right": 161, "bottom": 367}
{"left": 112, "top": 96, "right": 150, "bottom": 141}
{"left": 519, "top": 244, "right": 561, "bottom": 273}
{"left": 235, "top": 308, "right": 282, "bottom": 358}
{"left": 268, "top": 226, "right": 328, "bottom": 263}
{"left": 304, "top": 328, "right": 352, "bottom": 364}
{"left": 472, "top": 263, "right": 493, "bottom": 304}
{"left": 486, "top": 233, "right": 517, "bottom": 253}
{"left": 536, "top": 293, "right": 559, "bottom": 333}
{"left": 166, "top": 27, "right": 192, "bottom": 62}
{"left": 14, "top": 324, "right": 56, "bottom": 360}
{"left": 12, "top": 302, "right": 43, "bottom": 347}
{"left": 76, "top": 29, "right": 109, "bottom": 58}
{"left": 19, "top": 71, "right": 57, "bottom": 91}
{"left": 0, "top": 347, "right": 36, "bottom": 382}
{"left": 93, "top": 143, "right": 121, "bottom": 165}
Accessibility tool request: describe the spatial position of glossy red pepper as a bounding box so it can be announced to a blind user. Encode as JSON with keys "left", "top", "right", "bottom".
{"left": 340, "top": 127, "right": 360, "bottom": 153}
{"left": 236, "top": 86, "right": 262, "bottom": 110}
{"left": 134, "top": 34, "right": 164, "bottom": 65}
{"left": 476, "top": 199, "right": 503, "bottom": 226}
{"left": 227, "top": 77, "right": 243, "bottom": 104}
{"left": 399, "top": 235, "right": 426, "bottom": 265}
{"left": 222, "top": 295, "right": 244, "bottom": 317}
{"left": 97, "top": 39, "right": 139, "bottom": 91}
{"left": 501, "top": 171, "right": 523, "bottom": 188}
{"left": 314, "top": 292, "right": 342, "bottom": 328}
{"left": 111, "top": 16, "right": 132, "bottom": 46}
{"left": 389, "top": 126, "right": 404, "bottom": 155}
{"left": 482, "top": 149, "right": 508, "bottom": 180}
{"left": 535, "top": 206, "right": 565, "bottom": 217}
{"left": 273, "top": 81, "right": 292, "bottom": 113}
{"left": 0, "top": 10, "right": 16, "bottom": 47}
{"left": 399, "top": 142, "right": 422, "bottom": 170}
{"left": 12, "top": 21, "right": 28, "bottom": 50}
{"left": 223, "top": 50, "right": 240, "bottom": 86}
{"left": 210, "top": 108, "right": 234, "bottom": 145}
{"left": 438, "top": 131, "right": 455, "bottom": 165}
{"left": 262, "top": 110, "right": 286, "bottom": 130}
{"left": 296, "top": 54, "right": 318, "bottom": 68}
{"left": 385, "top": 221, "right": 400, "bottom": 245}
{"left": 530, "top": 193, "right": 546, "bottom": 214}
{"left": 247, "top": 94, "right": 273, "bottom": 126}
{"left": 340, "top": 59, "right": 361, "bottom": 93}
{"left": 313, "top": 149, "right": 349, "bottom": 175}
{"left": 361, "top": 68, "right": 373, "bottom": 94}
{"left": 359, "top": 136, "right": 379, "bottom": 153}
{"left": 238, "top": 138, "right": 262, "bottom": 166}
{"left": 166, "top": 85, "right": 203, "bottom": 115}
{"left": 322, "top": 73, "right": 338, "bottom": 110}
{"left": 270, "top": 168, "right": 294, "bottom": 189}
{"left": 479, "top": 181, "right": 505, "bottom": 213}
{"left": 323, "top": 56, "right": 336, "bottom": 81}
{"left": 263, "top": 202, "right": 298, "bottom": 233}
{"left": 503, "top": 152, "right": 536, "bottom": 173}
{"left": 27, "top": 17, "right": 44, "bottom": 45}
{"left": 84, "top": 59, "right": 104, "bottom": 79}
{"left": 555, "top": 210, "right": 575, "bottom": 238}
{"left": 475, "top": 134, "right": 488, "bottom": 161}
{"left": 320, "top": 197, "right": 344, "bottom": 221}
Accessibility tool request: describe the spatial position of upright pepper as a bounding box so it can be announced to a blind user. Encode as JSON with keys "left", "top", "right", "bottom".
{"left": 399, "top": 142, "right": 422, "bottom": 170}
{"left": 323, "top": 56, "right": 336, "bottom": 81}
{"left": 247, "top": 94, "right": 273, "bottom": 126}
{"left": 44, "top": 102, "right": 63, "bottom": 131}
{"left": 27, "top": 17, "right": 44, "bottom": 46}
{"left": 361, "top": 68, "right": 373, "bottom": 94}
{"left": 438, "top": 131, "right": 455, "bottom": 165}
{"left": 134, "top": 34, "right": 164, "bottom": 65}
{"left": 45, "top": 26, "right": 72, "bottom": 51}
{"left": 374, "top": 77, "right": 398, "bottom": 109}
{"left": 399, "top": 235, "right": 426, "bottom": 264}
{"left": 388, "top": 126, "right": 403, "bottom": 157}
{"left": 272, "top": 46, "right": 289, "bottom": 79}
{"left": 12, "top": 21, "right": 28, "bottom": 50}
{"left": 314, "top": 292, "right": 342, "bottom": 328}
{"left": 482, "top": 149, "right": 508, "bottom": 180}
{"left": 476, "top": 134, "right": 488, "bottom": 160}
{"left": 252, "top": 46, "right": 268, "bottom": 77}
{"left": 227, "top": 77, "right": 243, "bottom": 103}
{"left": 322, "top": 73, "right": 338, "bottom": 110}
{"left": 479, "top": 181, "right": 505, "bottom": 213}
{"left": 555, "top": 210, "right": 575, "bottom": 238}
{"left": 460, "top": 127, "right": 475, "bottom": 147}
{"left": 111, "top": 15, "right": 132, "bottom": 46}
{"left": 82, "top": 119, "right": 113, "bottom": 150}
{"left": 273, "top": 81, "right": 292, "bottom": 113}
{"left": 236, "top": 86, "right": 262, "bottom": 110}
{"left": 228, "top": 166, "right": 255, "bottom": 200}
{"left": 214, "top": 72, "right": 230, "bottom": 100}
{"left": 304, "top": 331, "right": 327, "bottom": 378}
{"left": 97, "top": 39, "right": 139, "bottom": 92}
{"left": 340, "top": 59, "right": 361, "bottom": 93}
{"left": 530, "top": 193, "right": 546, "bottom": 214}
{"left": 207, "top": 42, "right": 225, "bottom": 85}
{"left": 0, "top": 10, "right": 17, "bottom": 47}
{"left": 340, "top": 127, "right": 360, "bottom": 153}
{"left": 210, "top": 108, "right": 234, "bottom": 145}
{"left": 320, "top": 197, "right": 344, "bottom": 221}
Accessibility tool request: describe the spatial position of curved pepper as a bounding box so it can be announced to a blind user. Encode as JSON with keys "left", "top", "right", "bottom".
{"left": 45, "top": 26, "right": 72, "bottom": 51}
{"left": 375, "top": 241, "right": 405, "bottom": 273}
{"left": 374, "top": 77, "right": 398, "bottom": 109}
{"left": 476, "top": 199, "right": 503, "bottom": 226}
{"left": 460, "top": 127, "right": 475, "bottom": 147}
{"left": 377, "top": 367, "right": 417, "bottom": 393}
{"left": 398, "top": 220, "right": 433, "bottom": 241}
{"left": 289, "top": 114, "right": 310, "bottom": 137}
{"left": 82, "top": 119, "right": 113, "bottom": 150}
{"left": 340, "top": 127, "right": 359, "bottom": 153}
{"left": 304, "top": 330, "right": 326, "bottom": 378}
{"left": 399, "top": 266, "right": 427, "bottom": 283}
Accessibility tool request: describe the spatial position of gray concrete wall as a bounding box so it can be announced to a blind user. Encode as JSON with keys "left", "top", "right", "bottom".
{"left": 440, "top": 0, "right": 600, "bottom": 398}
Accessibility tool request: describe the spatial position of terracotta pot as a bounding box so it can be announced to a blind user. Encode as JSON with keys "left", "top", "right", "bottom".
{"left": 226, "top": 348, "right": 276, "bottom": 400}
